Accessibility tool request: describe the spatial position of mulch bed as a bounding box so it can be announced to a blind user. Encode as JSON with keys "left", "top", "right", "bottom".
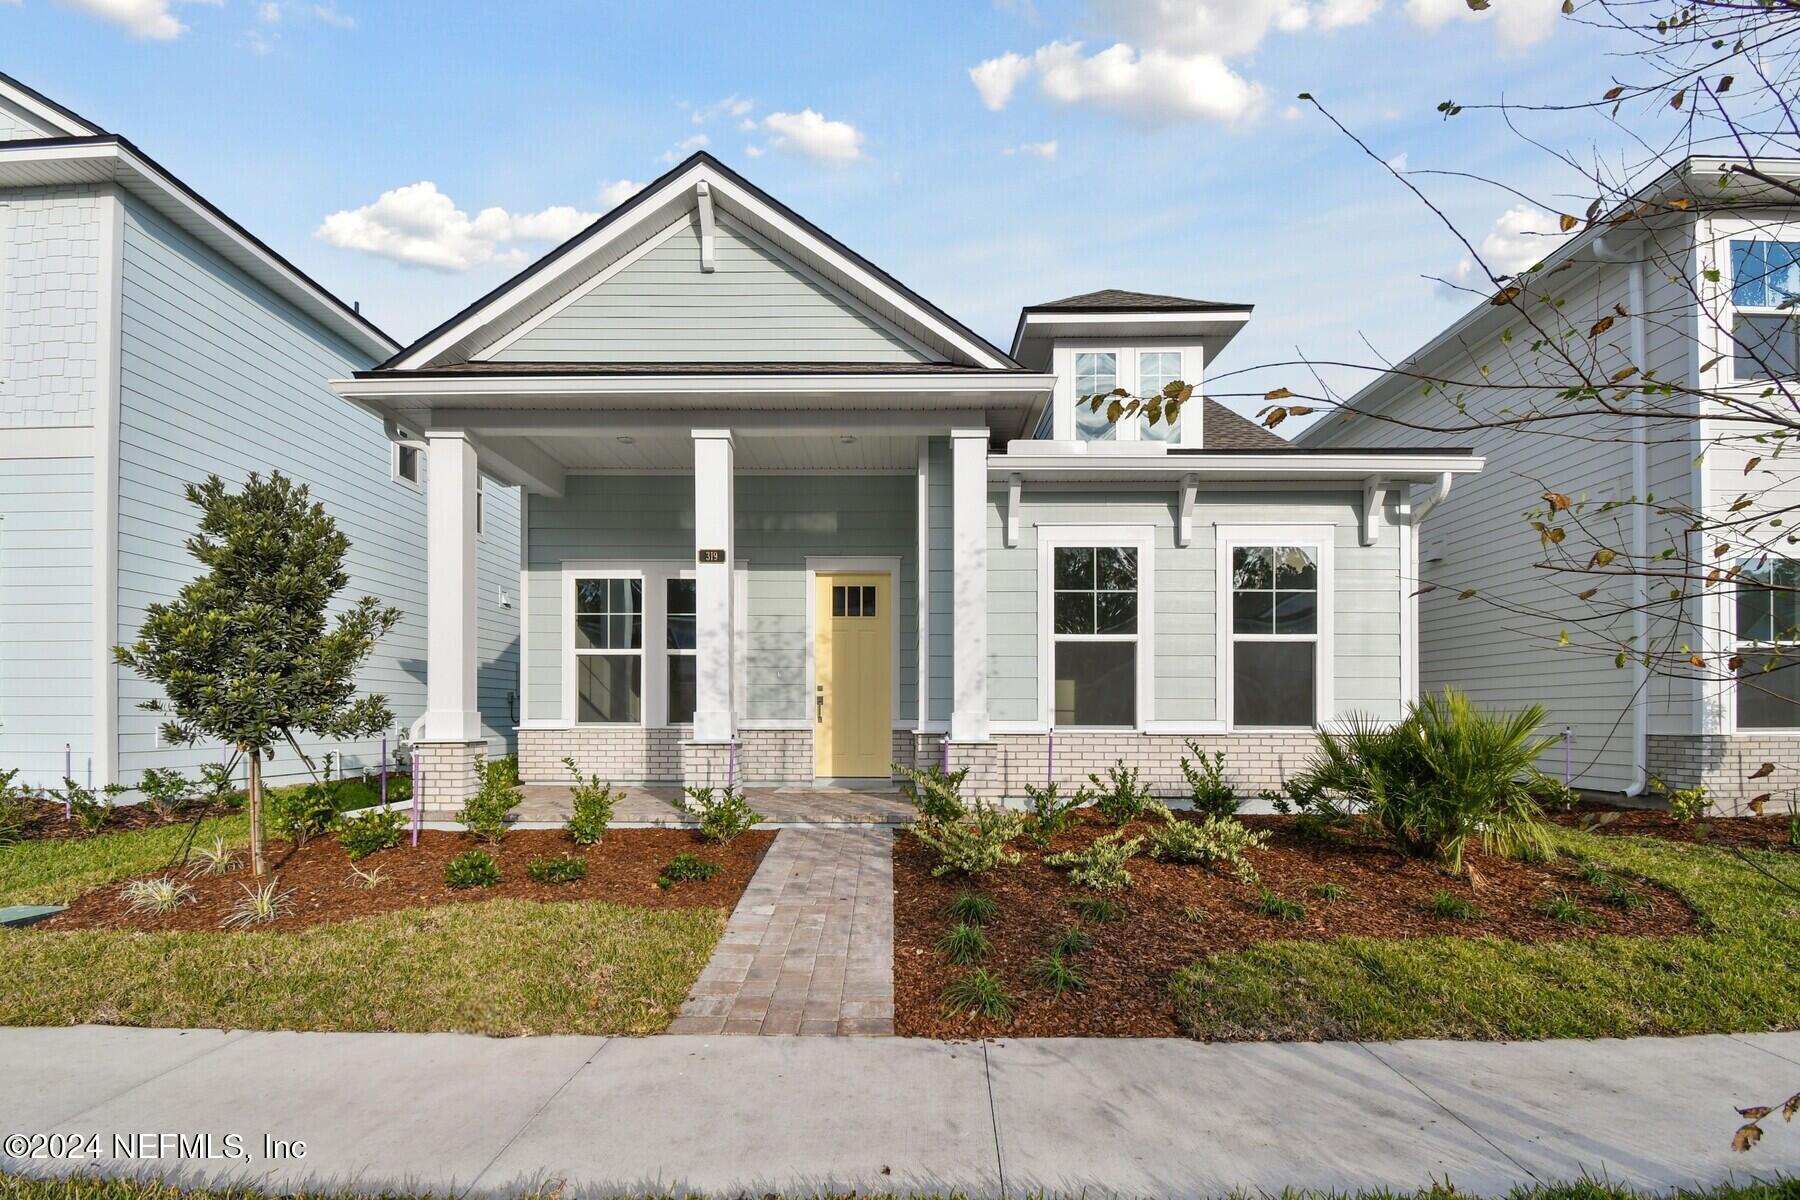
{"left": 894, "top": 809, "right": 1700, "bottom": 1039}
{"left": 39, "top": 827, "right": 774, "bottom": 932}
{"left": 1550, "top": 802, "right": 1799, "bottom": 852}
{"left": 11, "top": 796, "right": 219, "bottom": 842}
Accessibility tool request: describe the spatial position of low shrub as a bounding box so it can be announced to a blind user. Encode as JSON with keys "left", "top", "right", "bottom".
{"left": 1045, "top": 830, "right": 1145, "bottom": 893}
{"left": 911, "top": 803, "right": 1026, "bottom": 878}
{"left": 1088, "top": 762, "right": 1152, "bottom": 826}
{"left": 1649, "top": 776, "right": 1713, "bottom": 822}
{"left": 1287, "top": 689, "right": 1559, "bottom": 874}
{"left": 941, "top": 968, "right": 1014, "bottom": 1020}
{"left": 657, "top": 850, "right": 721, "bottom": 889}
{"left": 1180, "top": 743, "right": 1240, "bottom": 818}
{"left": 1049, "top": 924, "right": 1091, "bottom": 956}
{"left": 528, "top": 854, "right": 588, "bottom": 885}
{"left": 1023, "top": 781, "right": 1086, "bottom": 846}
{"left": 445, "top": 849, "right": 501, "bottom": 890}
{"left": 563, "top": 758, "right": 618, "bottom": 845}
{"left": 334, "top": 806, "right": 404, "bottom": 861}
{"left": 1309, "top": 882, "right": 1351, "bottom": 902}
{"left": 267, "top": 781, "right": 338, "bottom": 847}
{"left": 221, "top": 880, "right": 292, "bottom": 926}
{"left": 1029, "top": 952, "right": 1087, "bottom": 996}
{"left": 896, "top": 763, "right": 970, "bottom": 823}
{"left": 1068, "top": 894, "right": 1124, "bottom": 923}
{"left": 937, "top": 921, "right": 990, "bottom": 965}
{"left": 457, "top": 756, "right": 520, "bottom": 844}
{"left": 1425, "top": 890, "right": 1477, "bottom": 920}
{"left": 1144, "top": 808, "right": 1269, "bottom": 882}
{"left": 943, "top": 889, "right": 997, "bottom": 926}
{"left": 679, "top": 785, "right": 764, "bottom": 844}
{"left": 0, "top": 769, "right": 29, "bottom": 846}
{"left": 1252, "top": 888, "right": 1305, "bottom": 922}
{"left": 121, "top": 876, "right": 194, "bottom": 915}
{"left": 57, "top": 778, "right": 122, "bottom": 835}
{"left": 137, "top": 767, "right": 191, "bottom": 821}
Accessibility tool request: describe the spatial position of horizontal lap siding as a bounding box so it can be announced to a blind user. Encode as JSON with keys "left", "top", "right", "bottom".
{"left": 526, "top": 472, "right": 919, "bottom": 724}
{"left": 0, "top": 457, "right": 93, "bottom": 786}
{"left": 115, "top": 197, "right": 518, "bottom": 783}
{"left": 493, "top": 214, "right": 928, "bottom": 364}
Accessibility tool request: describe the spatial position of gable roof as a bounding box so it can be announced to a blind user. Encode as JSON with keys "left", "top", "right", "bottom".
{"left": 380, "top": 152, "right": 1020, "bottom": 373}
{"left": 1028, "top": 288, "right": 1252, "bottom": 313}
{"left": 0, "top": 72, "right": 104, "bottom": 140}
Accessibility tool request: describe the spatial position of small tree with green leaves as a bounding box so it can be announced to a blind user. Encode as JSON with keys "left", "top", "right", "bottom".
{"left": 115, "top": 472, "right": 400, "bottom": 877}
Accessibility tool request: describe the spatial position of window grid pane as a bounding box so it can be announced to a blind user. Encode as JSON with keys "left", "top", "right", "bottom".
{"left": 1137, "top": 350, "right": 1181, "bottom": 442}
{"left": 1074, "top": 352, "right": 1118, "bottom": 442}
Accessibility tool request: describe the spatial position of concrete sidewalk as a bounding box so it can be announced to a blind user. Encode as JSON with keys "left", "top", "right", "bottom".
{"left": 4, "top": 1027, "right": 1798, "bottom": 1197}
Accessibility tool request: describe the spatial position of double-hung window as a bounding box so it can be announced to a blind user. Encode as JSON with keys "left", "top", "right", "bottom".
{"left": 1734, "top": 557, "right": 1800, "bottom": 729}
{"left": 1730, "top": 240, "right": 1800, "bottom": 381}
{"left": 1229, "top": 545, "right": 1319, "bottom": 727}
{"left": 1073, "top": 352, "right": 1117, "bottom": 442}
{"left": 1052, "top": 545, "right": 1138, "bottom": 726}
{"left": 1137, "top": 351, "right": 1182, "bottom": 442}
{"left": 574, "top": 577, "right": 643, "bottom": 724}
{"left": 666, "top": 577, "right": 698, "bottom": 725}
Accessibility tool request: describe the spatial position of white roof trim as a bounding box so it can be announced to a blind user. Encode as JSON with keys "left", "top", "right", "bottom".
{"left": 993, "top": 450, "right": 1484, "bottom": 483}
{"left": 0, "top": 139, "right": 395, "bottom": 360}
{"left": 0, "top": 78, "right": 100, "bottom": 139}
{"left": 334, "top": 370, "right": 1053, "bottom": 403}
{"left": 387, "top": 159, "right": 1015, "bottom": 372}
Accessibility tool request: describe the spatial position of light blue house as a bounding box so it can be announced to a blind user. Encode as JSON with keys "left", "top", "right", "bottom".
{"left": 335, "top": 153, "right": 1483, "bottom": 810}
{"left": 0, "top": 74, "right": 520, "bottom": 791}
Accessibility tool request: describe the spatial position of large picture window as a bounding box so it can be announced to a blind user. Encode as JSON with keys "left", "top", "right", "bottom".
{"left": 1730, "top": 239, "right": 1800, "bottom": 381}
{"left": 1230, "top": 545, "right": 1318, "bottom": 727}
{"left": 574, "top": 577, "right": 642, "bottom": 724}
{"left": 1734, "top": 557, "right": 1800, "bottom": 729}
{"left": 1052, "top": 545, "right": 1138, "bottom": 726}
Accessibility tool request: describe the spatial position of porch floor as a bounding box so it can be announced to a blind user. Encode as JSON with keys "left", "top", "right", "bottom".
{"left": 515, "top": 782, "right": 913, "bottom": 826}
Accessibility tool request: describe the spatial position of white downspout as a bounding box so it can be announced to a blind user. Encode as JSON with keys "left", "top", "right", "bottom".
{"left": 1411, "top": 471, "right": 1454, "bottom": 525}
{"left": 1625, "top": 251, "right": 1651, "bottom": 795}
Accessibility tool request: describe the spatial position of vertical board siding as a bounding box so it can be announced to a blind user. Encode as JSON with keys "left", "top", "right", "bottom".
{"left": 0, "top": 456, "right": 93, "bottom": 786}
{"left": 1, "top": 186, "right": 104, "bottom": 428}
{"left": 987, "top": 487, "right": 1399, "bottom": 727}
{"left": 493, "top": 213, "right": 929, "bottom": 364}
{"left": 525, "top": 472, "right": 919, "bottom": 725}
{"left": 1305, "top": 256, "right": 1655, "bottom": 790}
{"left": 114, "top": 196, "right": 519, "bottom": 783}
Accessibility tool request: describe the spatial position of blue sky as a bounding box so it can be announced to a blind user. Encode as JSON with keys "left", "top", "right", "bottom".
{"left": 4, "top": 0, "right": 1632, "bottom": 413}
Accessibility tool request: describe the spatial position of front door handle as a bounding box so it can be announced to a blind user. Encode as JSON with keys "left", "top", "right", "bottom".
{"left": 816, "top": 685, "right": 825, "bottom": 722}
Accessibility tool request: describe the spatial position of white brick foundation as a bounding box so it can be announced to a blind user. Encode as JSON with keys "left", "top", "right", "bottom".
{"left": 414, "top": 739, "right": 483, "bottom": 818}
{"left": 1646, "top": 733, "right": 1800, "bottom": 816}
{"left": 926, "top": 731, "right": 1320, "bottom": 800}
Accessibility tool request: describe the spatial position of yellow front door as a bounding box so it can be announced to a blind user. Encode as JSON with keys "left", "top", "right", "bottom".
{"left": 814, "top": 572, "right": 892, "bottom": 778}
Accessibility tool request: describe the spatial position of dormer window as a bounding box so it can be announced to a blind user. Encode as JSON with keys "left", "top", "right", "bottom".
{"left": 1074, "top": 351, "right": 1117, "bottom": 441}
{"left": 1137, "top": 351, "right": 1182, "bottom": 442}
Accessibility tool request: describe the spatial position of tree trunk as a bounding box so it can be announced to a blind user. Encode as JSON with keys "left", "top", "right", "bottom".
{"left": 247, "top": 749, "right": 266, "bottom": 878}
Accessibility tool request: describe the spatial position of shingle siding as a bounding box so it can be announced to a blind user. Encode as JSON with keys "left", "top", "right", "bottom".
{"left": 1, "top": 187, "right": 104, "bottom": 428}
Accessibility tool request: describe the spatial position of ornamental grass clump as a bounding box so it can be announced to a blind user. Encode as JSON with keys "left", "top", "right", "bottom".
{"left": 1045, "top": 830, "right": 1145, "bottom": 893}
{"left": 1425, "top": 890, "right": 1478, "bottom": 920}
{"left": 1029, "top": 952, "right": 1087, "bottom": 996}
{"left": 937, "top": 921, "right": 990, "bottom": 965}
{"left": 1144, "top": 806, "right": 1268, "bottom": 883}
{"left": 562, "top": 758, "right": 618, "bottom": 845}
{"left": 941, "top": 968, "right": 1014, "bottom": 1021}
{"left": 910, "top": 802, "right": 1025, "bottom": 879}
{"left": 1288, "top": 688, "right": 1559, "bottom": 875}
{"left": 221, "top": 879, "right": 292, "bottom": 926}
{"left": 121, "top": 876, "right": 194, "bottom": 915}
{"left": 943, "top": 889, "right": 997, "bottom": 925}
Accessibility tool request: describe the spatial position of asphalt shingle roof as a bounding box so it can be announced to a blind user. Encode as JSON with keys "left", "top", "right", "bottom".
{"left": 1029, "top": 288, "right": 1252, "bottom": 313}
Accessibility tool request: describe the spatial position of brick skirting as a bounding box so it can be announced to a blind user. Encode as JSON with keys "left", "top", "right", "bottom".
{"left": 1646, "top": 733, "right": 1800, "bottom": 815}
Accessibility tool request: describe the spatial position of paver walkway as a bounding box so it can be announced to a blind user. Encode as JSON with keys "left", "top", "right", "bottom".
{"left": 6, "top": 1027, "right": 1798, "bottom": 1196}
{"left": 668, "top": 826, "right": 894, "bottom": 1035}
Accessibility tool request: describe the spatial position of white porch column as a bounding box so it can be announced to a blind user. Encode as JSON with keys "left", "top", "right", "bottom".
{"left": 422, "top": 431, "right": 483, "bottom": 743}
{"left": 950, "top": 428, "right": 990, "bottom": 743}
{"left": 692, "top": 429, "right": 736, "bottom": 744}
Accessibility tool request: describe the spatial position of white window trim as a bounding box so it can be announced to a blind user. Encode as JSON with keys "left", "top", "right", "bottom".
{"left": 1037, "top": 525, "right": 1156, "bottom": 732}
{"left": 391, "top": 442, "right": 423, "bottom": 490}
{"left": 1050, "top": 340, "right": 1205, "bottom": 448}
{"left": 1726, "top": 558, "right": 1800, "bottom": 734}
{"left": 1215, "top": 524, "right": 1334, "bottom": 732}
{"left": 804, "top": 556, "right": 904, "bottom": 731}
{"left": 560, "top": 559, "right": 745, "bottom": 730}
{"left": 1724, "top": 237, "right": 1800, "bottom": 386}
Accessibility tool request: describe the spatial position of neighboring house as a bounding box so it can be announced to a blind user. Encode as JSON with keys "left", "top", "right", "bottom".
{"left": 0, "top": 74, "right": 521, "bottom": 791}
{"left": 334, "top": 153, "right": 1482, "bottom": 811}
{"left": 1299, "top": 156, "right": 1800, "bottom": 813}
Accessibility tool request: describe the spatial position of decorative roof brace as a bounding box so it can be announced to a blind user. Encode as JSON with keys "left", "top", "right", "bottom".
{"left": 1360, "top": 477, "right": 1390, "bottom": 546}
{"left": 695, "top": 180, "right": 716, "bottom": 273}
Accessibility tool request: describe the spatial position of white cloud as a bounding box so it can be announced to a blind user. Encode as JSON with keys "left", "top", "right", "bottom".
{"left": 760, "top": 109, "right": 864, "bottom": 164}
{"left": 1405, "top": 0, "right": 1559, "bottom": 48}
{"left": 598, "top": 179, "right": 645, "bottom": 208}
{"left": 660, "top": 133, "right": 711, "bottom": 164}
{"left": 973, "top": 0, "right": 1376, "bottom": 124}
{"left": 1003, "top": 140, "right": 1058, "bottom": 158}
{"left": 1385, "top": 151, "right": 1408, "bottom": 173}
{"left": 1443, "top": 204, "right": 1569, "bottom": 294}
{"left": 256, "top": 1, "right": 278, "bottom": 20}
{"left": 242, "top": 27, "right": 273, "bottom": 52}
{"left": 691, "top": 94, "right": 753, "bottom": 125}
{"left": 310, "top": 1, "right": 353, "bottom": 27}
{"left": 315, "top": 181, "right": 598, "bottom": 272}
{"left": 54, "top": 0, "right": 212, "bottom": 40}
{"left": 744, "top": 144, "right": 765, "bottom": 159}
{"left": 971, "top": 52, "right": 1033, "bottom": 111}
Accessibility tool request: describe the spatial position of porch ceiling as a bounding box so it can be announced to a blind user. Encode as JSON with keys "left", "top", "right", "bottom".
{"left": 508, "top": 430, "right": 923, "bottom": 471}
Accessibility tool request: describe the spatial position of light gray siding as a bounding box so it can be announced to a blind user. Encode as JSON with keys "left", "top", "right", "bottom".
{"left": 525, "top": 472, "right": 919, "bottom": 725}
{"left": 477, "top": 481, "right": 522, "bottom": 750}
{"left": 987, "top": 486, "right": 1402, "bottom": 727}
{"left": 1, "top": 186, "right": 105, "bottom": 429}
{"left": 0, "top": 97, "right": 62, "bottom": 142}
{"left": 492, "top": 213, "right": 930, "bottom": 364}
{"left": 0, "top": 455, "right": 93, "bottom": 788}
{"left": 114, "top": 195, "right": 518, "bottom": 784}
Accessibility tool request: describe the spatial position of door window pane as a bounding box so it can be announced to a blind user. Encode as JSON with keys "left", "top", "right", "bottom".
{"left": 666, "top": 579, "right": 696, "bottom": 650}
{"left": 1233, "top": 642, "right": 1315, "bottom": 727}
{"left": 1074, "top": 352, "right": 1117, "bottom": 442}
{"left": 668, "top": 656, "right": 697, "bottom": 725}
{"left": 578, "top": 655, "right": 641, "bottom": 724}
{"left": 1054, "top": 641, "right": 1136, "bottom": 727}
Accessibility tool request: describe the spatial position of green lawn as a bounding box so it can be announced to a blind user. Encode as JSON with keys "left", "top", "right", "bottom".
{"left": 1171, "top": 828, "right": 1800, "bottom": 1041}
{"left": 0, "top": 897, "right": 723, "bottom": 1036}
{"left": 0, "top": 816, "right": 248, "bottom": 907}
{"left": 0, "top": 1175, "right": 1794, "bottom": 1200}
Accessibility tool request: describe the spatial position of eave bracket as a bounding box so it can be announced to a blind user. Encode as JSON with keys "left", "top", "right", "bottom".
{"left": 696, "top": 181, "right": 717, "bottom": 273}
